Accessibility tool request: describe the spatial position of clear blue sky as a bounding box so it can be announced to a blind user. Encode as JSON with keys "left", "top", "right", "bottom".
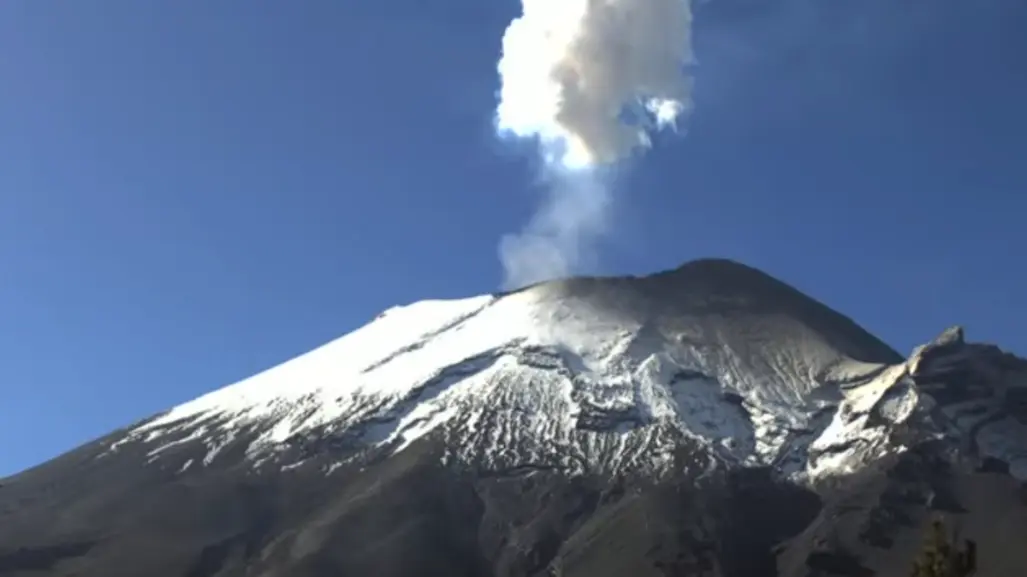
{"left": 2, "top": 0, "right": 1024, "bottom": 476}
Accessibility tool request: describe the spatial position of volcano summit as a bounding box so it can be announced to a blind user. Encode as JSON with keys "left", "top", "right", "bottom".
{"left": 3, "top": 259, "right": 1026, "bottom": 576}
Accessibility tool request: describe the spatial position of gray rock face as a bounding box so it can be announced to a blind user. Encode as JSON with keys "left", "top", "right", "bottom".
{"left": 2, "top": 259, "right": 1026, "bottom": 577}
{"left": 909, "top": 326, "right": 1027, "bottom": 477}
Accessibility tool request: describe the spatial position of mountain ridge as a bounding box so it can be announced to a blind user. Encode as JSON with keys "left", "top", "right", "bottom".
{"left": 97, "top": 258, "right": 909, "bottom": 481}
{"left": 3, "top": 258, "right": 1026, "bottom": 577}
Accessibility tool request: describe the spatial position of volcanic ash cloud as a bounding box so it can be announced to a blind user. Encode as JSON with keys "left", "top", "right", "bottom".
{"left": 495, "top": 0, "right": 695, "bottom": 288}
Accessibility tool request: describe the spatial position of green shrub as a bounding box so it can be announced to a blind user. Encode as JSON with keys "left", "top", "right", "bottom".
{"left": 909, "top": 517, "right": 976, "bottom": 577}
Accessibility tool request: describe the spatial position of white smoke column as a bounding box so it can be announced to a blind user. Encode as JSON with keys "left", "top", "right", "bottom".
{"left": 495, "top": 0, "right": 695, "bottom": 289}
{"left": 498, "top": 168, "right": 611, "bottom": 290}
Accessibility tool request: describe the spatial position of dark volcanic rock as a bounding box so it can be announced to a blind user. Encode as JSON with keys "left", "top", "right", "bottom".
{"left": 0, "top": 434, "right": 810, "bottom": 577}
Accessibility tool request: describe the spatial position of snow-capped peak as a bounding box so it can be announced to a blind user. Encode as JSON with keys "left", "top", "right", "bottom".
{"left": 107, "top": 260, "right": 1026, "bottom": 483}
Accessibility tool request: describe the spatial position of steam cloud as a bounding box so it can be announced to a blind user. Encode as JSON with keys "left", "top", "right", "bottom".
{"left": 495, "top": 0, "right": 695, "bottom": 289}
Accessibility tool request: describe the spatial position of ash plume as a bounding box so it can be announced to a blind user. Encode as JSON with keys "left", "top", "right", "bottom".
{"left": 495, "top": 0, "right": 695, "bottom": 289}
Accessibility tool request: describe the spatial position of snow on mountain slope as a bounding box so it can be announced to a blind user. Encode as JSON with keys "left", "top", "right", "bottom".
{"left": 107, "top": 259, "right": 949, "bottom": 481}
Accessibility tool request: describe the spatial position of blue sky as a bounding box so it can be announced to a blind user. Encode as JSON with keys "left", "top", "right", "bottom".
{"left": 1, "top": 0, "right": 1024, "bottom": 476}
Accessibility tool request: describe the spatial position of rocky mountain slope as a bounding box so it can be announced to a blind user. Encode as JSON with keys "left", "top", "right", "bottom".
{"left": 2, "top": 259, "right": 1025, "bottom": 577}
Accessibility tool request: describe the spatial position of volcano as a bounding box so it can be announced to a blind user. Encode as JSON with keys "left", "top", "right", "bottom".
{"left": 3, "top": 259, "right": 1026, "bottom": 576}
